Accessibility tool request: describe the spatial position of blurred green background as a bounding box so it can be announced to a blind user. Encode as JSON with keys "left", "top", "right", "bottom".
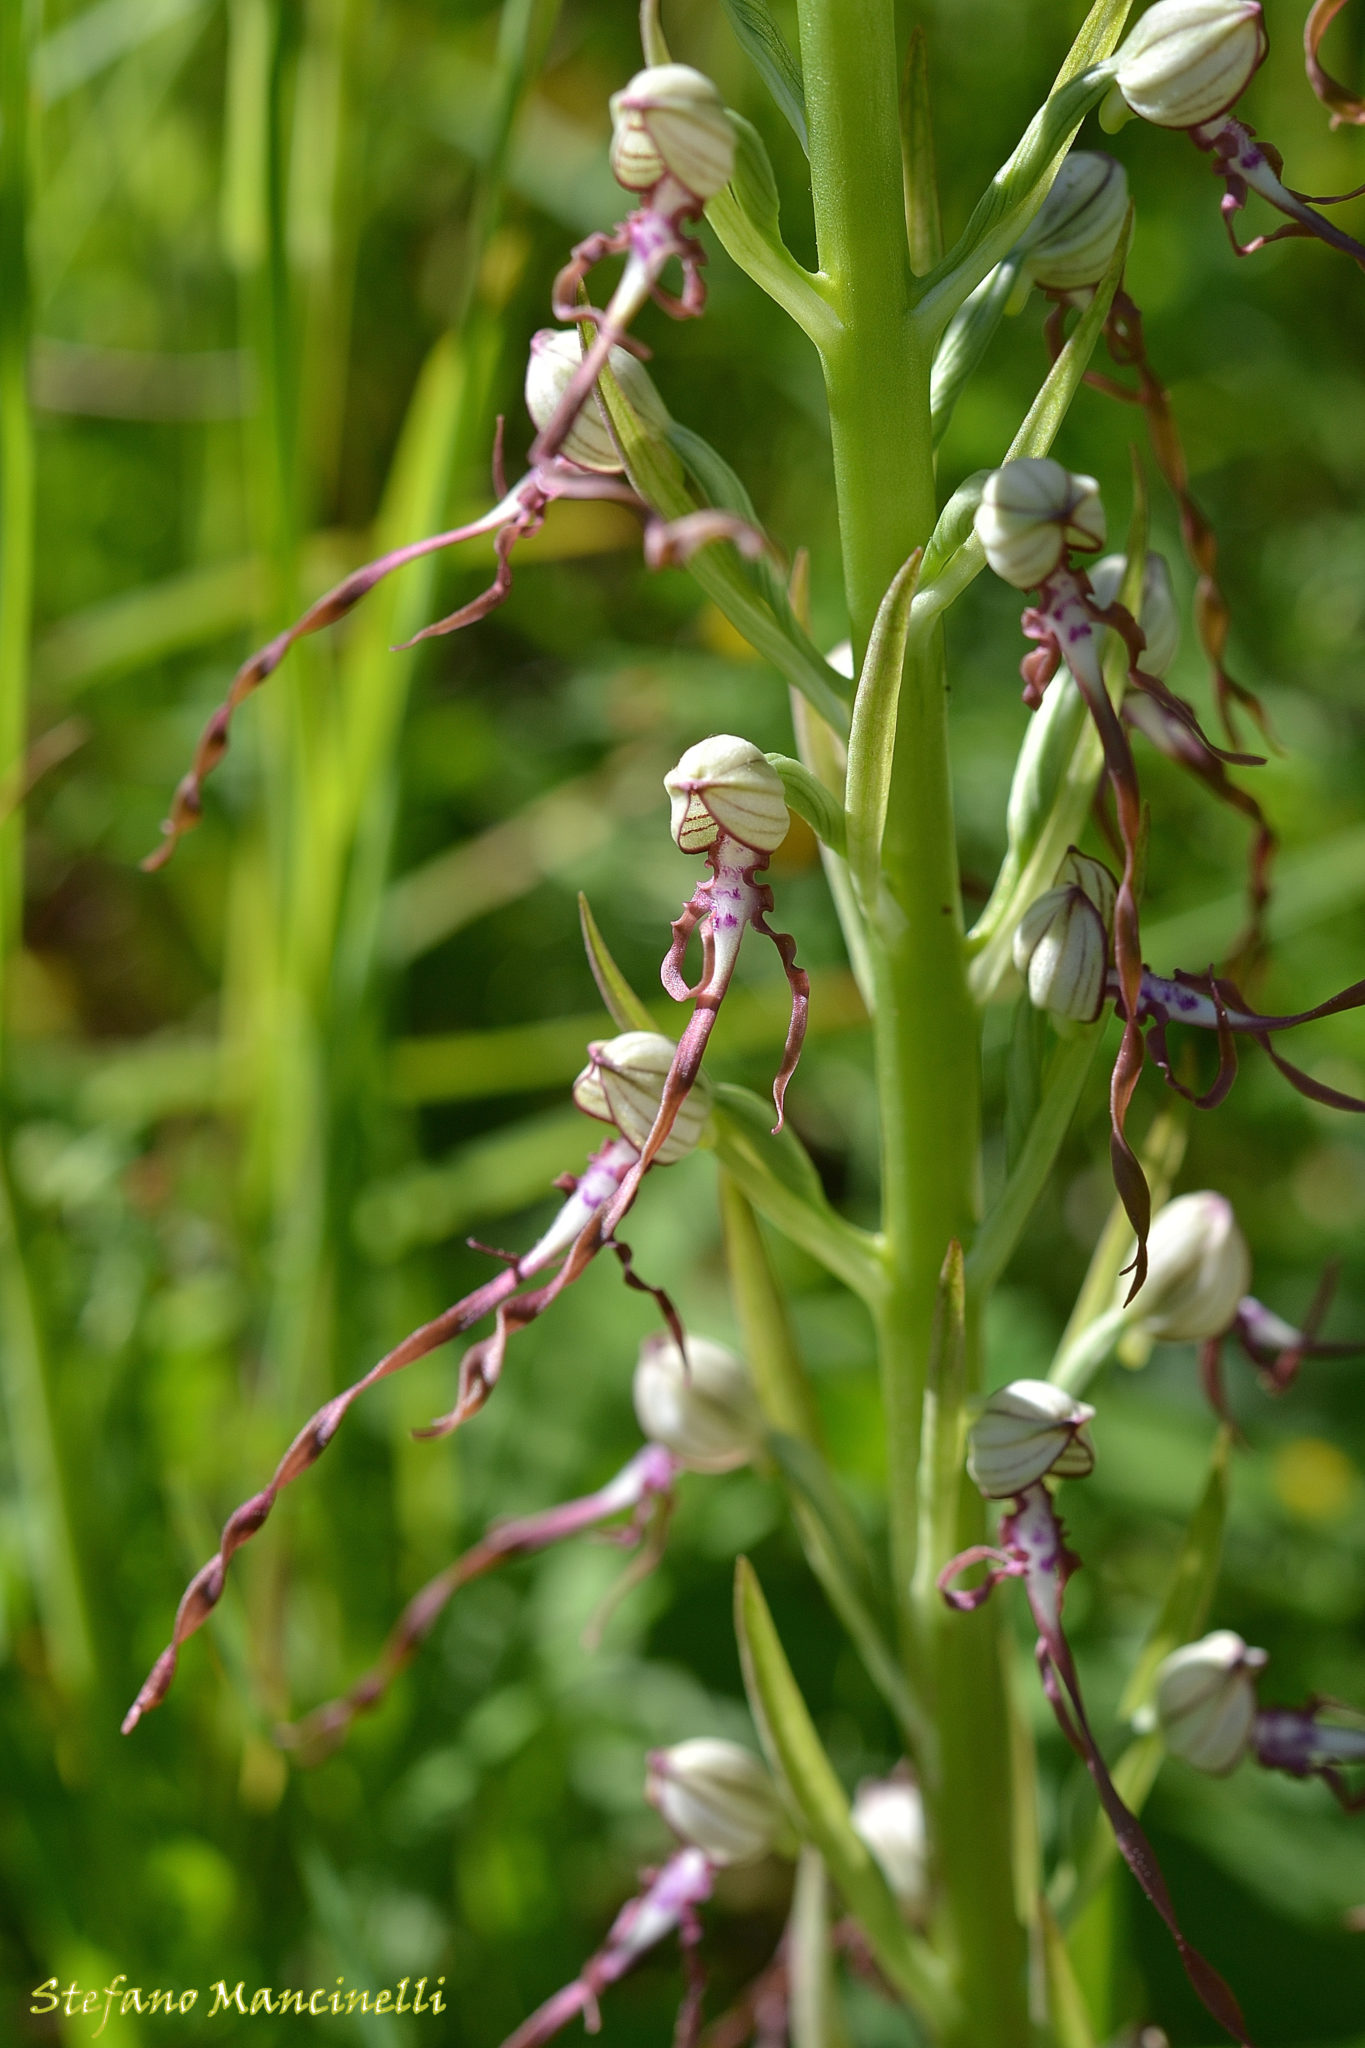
{"left": 3, "top": 0, "right": 1365, "bottom": 2041}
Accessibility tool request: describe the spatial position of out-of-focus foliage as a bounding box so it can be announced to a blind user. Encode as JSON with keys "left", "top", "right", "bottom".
{"left": 3, "top": 0, "right": 1364, "bottom": 2042}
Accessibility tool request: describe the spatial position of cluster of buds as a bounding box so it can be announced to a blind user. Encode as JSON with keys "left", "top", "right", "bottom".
{"left": 1154, "top": 1630, "right": 1365, "bottom": 1809}
{"left": 1101, "top": 1, "right": 1365, "bottom": 271}
{"left": 940, "top": 1382, "right": 1253, "bottom": 2043}
{"left": 123, "top": 1031, "right": 713, "bottom": 1732}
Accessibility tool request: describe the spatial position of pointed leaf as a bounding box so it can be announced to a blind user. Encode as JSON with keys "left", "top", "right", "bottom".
{"left": 722, "top": 0, "right": 807, "bottom": 150}
{"left": 765, "top": 752, "right": 847, "bottom": 855}
{"left": 1119, "top": 1426, "right": 1232, "bottom": 1721}
{"left": 705, "top": 117, "right": 835, "bottom": 347}
{"left": 720, "top": 1173, "right": 823, "bottom": 1446}
{"left": 788, "top": 1850, "right": 852, "bottom": 2048}
{"left": 919, "top": 0, "right": 1133, "bottom": 327}
{"left": 734, "top": 1559, "right": 955, "bottom": 2032}
{"left": 844, "top": 551, "right": 922, "bottom": 905}
{"left": 912, "top": 1241, "right": 969, "bottom": 1613}
{"left": 596, "top": 357, "right": 849, "bottom": 729}
{"left": 901, "top": 26, "right": 942, "bottom": 274}
{"left": 711, "top": 1086, "right": 885, "bottom": 1301}
{"left": 578, "top": 892, "right": 655, "bottom": 1032}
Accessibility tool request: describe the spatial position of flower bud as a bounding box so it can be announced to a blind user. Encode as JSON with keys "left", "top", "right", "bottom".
{"left": 1020, "top": 153, "right": 1129, "bottom": 294}
{"left": 524, "top": 328, "right": 670, "bottom": 473}
{"left": 1012, "top": 848, "right": 1117, "bottom": 1022}
{"left": 967, "top": 1379, "right": 1096, "bottom": 1498}
{"left": 1088, "top": 551, "right": 1181, "bottom": 677}
{"left": 974, "top": 458, "right": 1106, "bottom": 590}
{"left": 1154, "top": 1629, "right": 1267, "bottom": 1773}
{"left": 664, "top": 735, "right": 790, "bottom": 856}
{"left": 646, "top": 1738, "right": 790, "bottom": 1866}
{"left": 609, "top": 65, "right": 736, "bottom": 205}
{"left": 572, "top": 1031, "right": 711, "bottom": 1163}
{"left": 632, "top": 1331, "right": 764, "bottom": 1472}
{"left": 1110, "top": 0, "right": 1268, "bottom": 131}
{"left": 851, "top": 1773, "right": 928, "bottom": 1919}
{"left": 1125, "top": 1191, "right": 1251, "bottom": 1341}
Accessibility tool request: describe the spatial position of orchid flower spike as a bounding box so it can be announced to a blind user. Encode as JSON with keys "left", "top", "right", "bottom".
{"left": 1104, "top": 2, "right": 1365, "bottom": 272}
{"left": 981, "top": 455, "right": 1284, "bottom": 1287}
{"left": 121, "top": 1032, "right": 705, "bottom": 1734}
{"left": 940, "top": 1389, "right": 1254, "bottom": 2044}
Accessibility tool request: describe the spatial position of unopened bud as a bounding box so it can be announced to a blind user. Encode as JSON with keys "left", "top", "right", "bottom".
{"left": 967, "top": 1379, "right": 1096, "bottom": 1498}
{"left": 1089, "top": 551, "right": 1181, "bottom": 677}
{"left": 524, "top": 328, "right": 669, "bottom": 473}
{"left": 975, "top": 458, "right": 1105, "bottom": 590}
{"left": 1020, "top": 153, "right": 1129, "bottom": 294}
{"left": 1012, "top": 848, "right": 1117, "bottom": 1022}
{"left": 573, "top": 1031, "right": 710, "bottom": 1162}
{"left": 609, "top": 65, "right": 736, "bottom": 205}
{"left": 1107, "top": 0, "right": 1268, "bottom": 131}
{"left": 632, "top": 1331, "right": 764, "bottom": 1472}
{"left": 665, "top": 735, "right": 790, "bottom": 855}
{"left": 1125, "top": 1191, "right": 1251, "bottom": 1341}
{"left": 1154, "top": 1629, "right": 1267, "bottom": 1773}
{"left": 646, "top": 1738, "right": 791, "bottom": 1865}
{"left": 851, "top": 1773, "right": 928, "bottom": 1919}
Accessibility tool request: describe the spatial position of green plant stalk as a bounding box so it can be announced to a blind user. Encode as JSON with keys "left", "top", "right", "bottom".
{"left": 0, "top": 0, "right": 37, "bottom": 993}
{"left": 0, "top": 0, "right": 93, "bottom": 1700}
{"left": 793, "top": 3, "right": 1023, "bottom": 2039}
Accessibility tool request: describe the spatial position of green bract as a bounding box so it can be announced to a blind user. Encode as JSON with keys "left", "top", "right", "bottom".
{"left": 1090, "top": 549, "right": 1182, "bottom": 675}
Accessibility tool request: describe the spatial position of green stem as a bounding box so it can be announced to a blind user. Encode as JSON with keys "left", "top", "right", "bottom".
{"left": 793, "top": 4, "right": 1025, "bottom": 2038}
